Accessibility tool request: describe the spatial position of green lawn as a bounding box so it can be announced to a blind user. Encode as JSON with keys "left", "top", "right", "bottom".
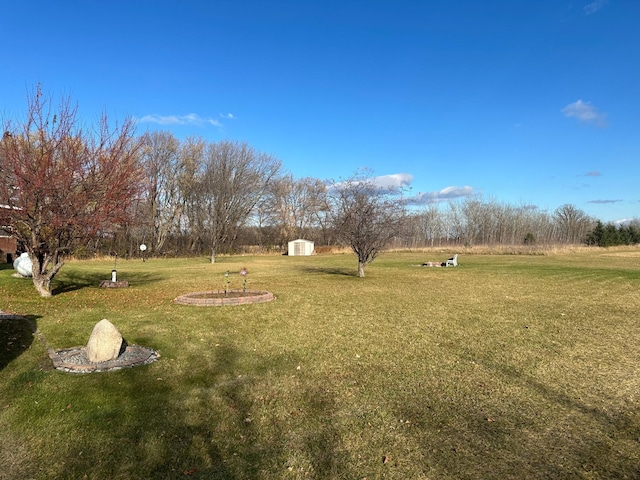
{"left": 1, "top": 250, "right": 639, "bottom": 479}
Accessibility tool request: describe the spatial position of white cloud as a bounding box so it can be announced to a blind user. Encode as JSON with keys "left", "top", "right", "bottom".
{"left": 561, "top": 100, "right": 607, "bottom": 127}
{"left": 371, "top": 173, "right": 413, "bottom": 190}
{"left": 220, "top": 113, "right": 236, "bottom": 120}
{"left": 137, "top": 113, "right": 223, "bottom": 127}
{"left": 584, "top": 170, "right": 601, "bottom": 177}
{"left": 584, "top": 0, "right": 608, "bottom": 15}
{"left": 330, "top": 172, "right": 413, "bottom": 194}
{"left": 329, "top": 174, "right": 473, "bottom": 204}
{"left": 406, "top": 186, "right": 476, "bottom": 205}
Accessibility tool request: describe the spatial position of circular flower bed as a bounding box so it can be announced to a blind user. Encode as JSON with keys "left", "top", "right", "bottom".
{"left": 174, "top": 289, "right": 274, "bottom": 306}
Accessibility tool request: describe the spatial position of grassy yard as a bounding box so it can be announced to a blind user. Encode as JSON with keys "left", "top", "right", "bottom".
{"left": 1, "top": 249, "right": 639, "bottom": 479}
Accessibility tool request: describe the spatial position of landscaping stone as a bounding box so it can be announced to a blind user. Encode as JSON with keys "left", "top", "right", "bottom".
{"left": 50, "top": 345, "right": 159, "bottom": 373}
{"left": 13, "top": 252, "right": 33, "bottom": 277}
{"left": 86, "top": 319, "right": 124, "bottom": 363}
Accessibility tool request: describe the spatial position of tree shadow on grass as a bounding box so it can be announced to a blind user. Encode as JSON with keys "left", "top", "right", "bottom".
{"left": 39, "top": 340, "right": 357, "bottom": 479}
{"left": 0, "top": 314, "right": 38, "bottom": 372}
{"left": 297, "top": 265, "right": 358, "bottom": 277}
{"left": 296, "top": 384, "right": 354, "bottom": 477}
{"left": 1, "top": 326, "right": 358, "bottom": 479}
{"left": 52, "top": 271, "right": 166, "bottom": 295}
{"left": 40, "top": 341, "right": 353, "bottom": 479}
{"left": 392, "top": 351, "right": 640, "bottom": 479}
{"left": 44, "top": 350, "right": 242, "bottom": 479}
{"left": 180, "top": 346, "right": 356, "bottom": 478}
{"left": 474, "top": 357, "right": 640, "bottom": 478}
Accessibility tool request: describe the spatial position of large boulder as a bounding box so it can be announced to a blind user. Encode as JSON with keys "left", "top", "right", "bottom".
{"left": 13, "top": 252, "right": 33, "bottom": 277}
{"left": 86, "top": 319, "right": 124, "bottom": 363}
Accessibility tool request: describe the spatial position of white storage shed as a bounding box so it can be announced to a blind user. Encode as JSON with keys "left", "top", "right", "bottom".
{"left": 288, "top": 239, "right": 315, "bottom": 256}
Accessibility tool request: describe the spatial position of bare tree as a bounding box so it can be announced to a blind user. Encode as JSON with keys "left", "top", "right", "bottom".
{"left": 262, "top": 175, "right": 328, "bottom": 248}
{"left": 262, "top": 174, "right": 297, "bottom": 247}
{"left": 554, "top": 204, "right": 594, "bottom": 244}
{"left": 328, "top": 173, "right": 406, "bottom": 277}
{"left": 415, "top": 203, "right": 446, "bottom": 247}
{"left": 194, "top": 140, "right": 281, "bottom": 262}
{"left": 139, "top": 131, "right": 184, "bottom": 253}
{"left": 0, "top": 85, "right": 143, "bottom": 296}
{"left": 445, "top": 200, "right": 465, "bottom": 245}
{"left": 172, "top": 136, "right": 207, "bottom": 253}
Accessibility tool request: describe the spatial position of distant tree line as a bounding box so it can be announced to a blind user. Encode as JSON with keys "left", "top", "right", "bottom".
{"left": 103, "top": 127, "right": 636, "bottom": 258}
{"left": 3, "top": 87, "right": 638, "bottom": 294}
{"left": 19, "top": 127, "right": 635, "bottom": 261}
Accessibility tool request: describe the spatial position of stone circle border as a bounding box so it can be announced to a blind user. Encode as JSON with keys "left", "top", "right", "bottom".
{"left": 174, "top": 289, "right": 274, "bottom": 306}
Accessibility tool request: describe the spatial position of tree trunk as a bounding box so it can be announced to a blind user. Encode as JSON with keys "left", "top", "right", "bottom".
{"left": 32, "top": 273, "right": 52, "bottom": 297}
{"left": 358, "top": 260, "right": 366, "bottom": 278}
{"left": 210, "top": 249, "right": 216, "bottom": 264}
{"left": 30, "top": 254, "right": 64, "bottom": 298}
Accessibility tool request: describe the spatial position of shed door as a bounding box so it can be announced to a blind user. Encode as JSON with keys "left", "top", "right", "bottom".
{"left": 294, "top": 241, "right": 305, "bottom": 256}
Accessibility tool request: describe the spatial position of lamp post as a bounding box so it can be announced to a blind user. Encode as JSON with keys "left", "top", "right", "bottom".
{"left": 139, "top": 243, "right": 147, "bottom": 262}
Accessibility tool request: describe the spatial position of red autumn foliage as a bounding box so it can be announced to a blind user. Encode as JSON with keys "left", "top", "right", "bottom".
{"left": 0, "top": 85, "right": 143, "bottom": 296}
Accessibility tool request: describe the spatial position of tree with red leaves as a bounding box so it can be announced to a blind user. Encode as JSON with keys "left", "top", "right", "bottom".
{"left": 0, "top": 85, "right": 143, "bottom": 297}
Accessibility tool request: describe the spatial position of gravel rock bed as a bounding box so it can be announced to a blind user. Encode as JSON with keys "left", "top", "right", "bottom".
{"left": 2, "top": 310, "right": 159, "bottom": 373}
{"left": 50, "top": 345, "right": 160, "bottom": 373}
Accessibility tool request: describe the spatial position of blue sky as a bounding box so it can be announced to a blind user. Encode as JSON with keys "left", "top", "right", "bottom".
{"left": 2, "top": 0, "right": 639, "bottom": 223}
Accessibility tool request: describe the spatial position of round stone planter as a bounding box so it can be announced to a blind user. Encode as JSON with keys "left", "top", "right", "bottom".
{"left": 174, "top": 289, "right": 274, "bottom": 306}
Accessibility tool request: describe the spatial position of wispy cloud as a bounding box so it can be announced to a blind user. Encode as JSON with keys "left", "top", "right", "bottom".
{"left": 587, "top": 199, "right": 622, "bottom": 204}
{"left": 137, "top": 113, "right": 223, "bottom": 127}
{"left": 406, "top": 186, "right": 476, "bottom": 205}
{"left": 219, "top": 113, "right": 236, "bottom": 120}
{"left": 371, "top": 173, "right": 413, "bottom": 190}
{"left": 561, "top": 100, "right": 607, "bottom": 127}
{"left": 584, "top": 170, "right": 601, "bottom": 177}
{"left": 584, "top": 0, "right": 608, "bottom": 15}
